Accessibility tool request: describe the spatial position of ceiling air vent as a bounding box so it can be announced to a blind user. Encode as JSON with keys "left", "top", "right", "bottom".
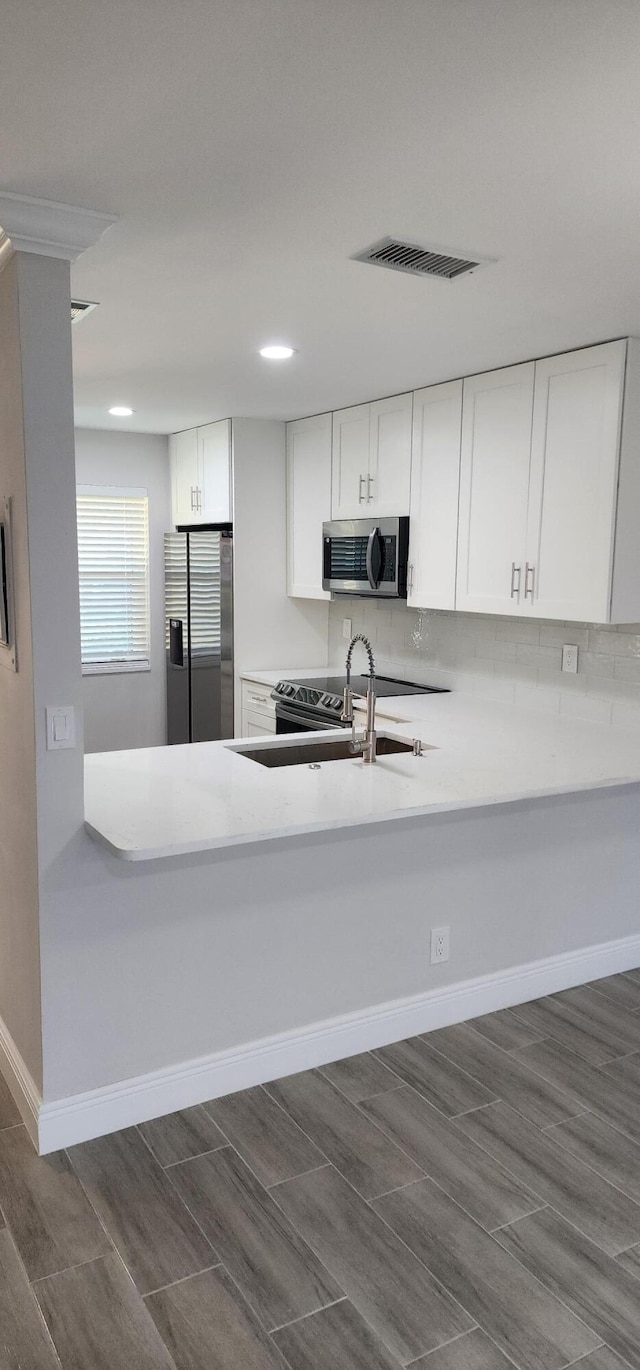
{"left": 70, "top": 299, "right": 97, "bottom": 322}
{"left": 353, "top": 236, "right": 493, "bottom": 281}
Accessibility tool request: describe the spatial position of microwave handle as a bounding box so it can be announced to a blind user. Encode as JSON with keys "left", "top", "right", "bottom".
{"left": 365, "top": 526, "right": 382, "bottom": 589}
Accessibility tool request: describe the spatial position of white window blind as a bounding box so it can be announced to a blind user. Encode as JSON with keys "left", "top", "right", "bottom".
{"left": 77, "top": 486, "right": 150, "bottom": 674}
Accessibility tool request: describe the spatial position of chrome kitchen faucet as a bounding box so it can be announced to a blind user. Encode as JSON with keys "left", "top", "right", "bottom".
{"left": 342, "top": 633, "right": 377, "bottom": 763}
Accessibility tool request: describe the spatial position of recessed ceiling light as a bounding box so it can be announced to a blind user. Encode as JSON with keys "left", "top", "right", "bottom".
{"left": 259, "top": 344, "right": 295, "bottom": 360}
{"left": 108, "top": 406, "right": 134, "bottom": 417}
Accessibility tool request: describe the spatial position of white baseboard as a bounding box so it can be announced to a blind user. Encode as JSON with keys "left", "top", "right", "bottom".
{"left": 0, "top": 1015, "right": 41, "bottom": 1150}
{"left": 32, "top": 928, "right": 640, "bottom": 1153}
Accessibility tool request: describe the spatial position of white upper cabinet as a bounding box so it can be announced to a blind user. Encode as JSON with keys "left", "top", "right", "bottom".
{"left": 286, "top": 413, "right": 332, "bottom": 599}
{"left": 331, "top": 394, "right": 412, "bottom": 520}
{"left": 524, "top": 342, "right": 626, "bottom": 622}
{"left": 368, "top": 393, "right": 412, "bottom": 517}
{"left": 456, "top": 363, "right": 535, "bottom": 615}
{"left": 331, "top": 404, "right": 371, "bottom": 519}
{"left": 408, "top": 380, "right": 462, "bottom": 610}
{"left": 199, "top": 420, "right": 232, "bottom": 523}
{"left": 170, "top": 428, "right": 199, "bottom": 526}
{"left": 170, "top": 419, "right": 231, "bottom": 526}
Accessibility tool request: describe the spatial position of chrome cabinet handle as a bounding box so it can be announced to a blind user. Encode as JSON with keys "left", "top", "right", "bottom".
{"left": 358, "top": 474, "right": 366, "bottom": 504}
{"left": 525, "top": 563, "right": 535, "bottom": 599}
{"left": 407, "top": 561, "right": 414, "bottom": 592}
{"left": 510, "top": 563, "right": 522, "bottom": 599}
{"left": 190, "top": 486, "right": 196, "bottom": 512}
{"left": 367, "top": 474, "right": 374, "bottom": 502}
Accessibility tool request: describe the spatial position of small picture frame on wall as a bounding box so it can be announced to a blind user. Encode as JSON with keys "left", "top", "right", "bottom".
{"left": 0, "top": 497, "right": 17, "bottom": 672}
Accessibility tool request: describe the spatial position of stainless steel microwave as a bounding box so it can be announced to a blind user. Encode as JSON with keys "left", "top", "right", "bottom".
{"left": 322, "top": 516, "right": 409, "bottom": 598}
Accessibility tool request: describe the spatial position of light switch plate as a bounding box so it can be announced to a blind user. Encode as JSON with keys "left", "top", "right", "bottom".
{"left": 46, "top": 706, "right": 75, "bottom": 750}
{"left": 342, "top": 617, "right": 352, "bottom": 640}
{"left": 562, "top": 644, "right": 579, "bottom": 674}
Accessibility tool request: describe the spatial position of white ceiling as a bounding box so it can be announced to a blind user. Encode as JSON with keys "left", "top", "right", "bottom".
{"left": 2, "top": 0, "right": 640, "bottom": 434}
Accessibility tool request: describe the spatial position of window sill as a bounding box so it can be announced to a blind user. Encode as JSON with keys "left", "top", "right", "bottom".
{"left": 82, "top": 661, "right": 151, "bottom": 677}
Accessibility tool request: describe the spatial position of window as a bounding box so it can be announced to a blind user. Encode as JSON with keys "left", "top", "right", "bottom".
{"left": 77, "top": 486, "right": 150, "bottom": 674}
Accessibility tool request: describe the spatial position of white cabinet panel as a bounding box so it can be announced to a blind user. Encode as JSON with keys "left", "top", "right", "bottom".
{"left": 199, "top": 419, "right": 232, "bottom": 523}
{"left": 368, "top": 392, "right": 412, "bottom": 517}
{"left": 243, "top": 709, "right": 277, "bottom": 737}
{"left": 456, "top": 363, "right": 535, "bottom": 615}
{"left": 286, "top": 413, "right": 331, "bottom": 599}
{"left": 170, "top": 429, "right": 199, "bottom": 525}
{"left": 525, "top": 341, "right": 626, "bottom": 622}
{"left": 331, "top": 405, "right": 370, "bottom": 519}
{"left": 408, "top": 381, "right": 462, "bottom": 610}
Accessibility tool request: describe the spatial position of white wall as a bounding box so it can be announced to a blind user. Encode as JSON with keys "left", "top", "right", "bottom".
{"left": 0, "top": 253, "right": 43, "bottom": 1087}
{"left": 75, "top": 429, "right": 171, "bottom": 753}
{"left": 232, "top": 418, "right": 328, "bottom": 727}
{"left": 329, "top": 599, "right": 640, "bottom": 727}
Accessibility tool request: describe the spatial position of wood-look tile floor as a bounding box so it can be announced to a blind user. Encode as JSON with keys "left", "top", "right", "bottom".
{"left": 4, "top": 974, "right": 640, "bottom": 1367}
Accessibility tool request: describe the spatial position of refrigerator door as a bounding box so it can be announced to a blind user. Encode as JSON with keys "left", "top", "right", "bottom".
{"left": 190, "top": 530, "right": 224, "bottom": 743}
{"left": 165, "top": 533, "right": 189, "bottom": 744}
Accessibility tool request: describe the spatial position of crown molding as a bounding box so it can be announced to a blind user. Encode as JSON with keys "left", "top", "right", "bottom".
{"left": 0, "top": 191, "right": 117, "bottom": 262}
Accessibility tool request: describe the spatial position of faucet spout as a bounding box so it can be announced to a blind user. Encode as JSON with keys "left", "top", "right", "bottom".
{"left": 342, "top": 634, "right": 377, "bottom": 763}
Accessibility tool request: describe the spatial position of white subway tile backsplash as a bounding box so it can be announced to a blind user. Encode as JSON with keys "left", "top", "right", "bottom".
{"left": 329, "top": 598, "right": 640, "bottom": 725}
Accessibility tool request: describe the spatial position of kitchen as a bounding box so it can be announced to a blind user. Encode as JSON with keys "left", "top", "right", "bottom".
{"left": 3, "top": 4, "right": 640, "bottom": 1368}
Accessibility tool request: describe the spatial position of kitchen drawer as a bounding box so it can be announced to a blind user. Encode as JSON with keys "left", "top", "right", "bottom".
{"left": 242, "top": 707, "right": 277, "bottom": 738}
{"left": 241, "top": 679, "right": 277, "bottom": 720}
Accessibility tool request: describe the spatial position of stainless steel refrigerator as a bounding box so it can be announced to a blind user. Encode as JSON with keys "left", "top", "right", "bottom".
{"left": 164, "top": 528, "right": 234, "bottom": 743}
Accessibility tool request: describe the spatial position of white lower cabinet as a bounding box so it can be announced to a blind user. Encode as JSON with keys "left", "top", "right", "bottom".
{"left": 408, "top": 380, "right": 462, "bottom": 609}
{"left": 240, "top": 679, "right": 276, "bottom": 736}
{"left": 286, "top": 413, "right": 331, "bottom": 599}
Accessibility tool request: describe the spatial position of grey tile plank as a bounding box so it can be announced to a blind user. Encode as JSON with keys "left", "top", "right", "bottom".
{"left": 409, "top": 1327, "right": 520, "bottom": 1369}
{"left": 515, "top": 1038, "right": 640, "bottom": 1141}
{"left": 68, "top": 1126, "right": 214, "bottom": 1294}
{"left": 0, "top": 1228, "right": 61, "bottom": 1369}
{"left": 0, "top": 1073, "right": 20, "bottom": 1129}
{"left": 509, "top": 997, "right": 632, "bottom": 1065}
{"left": 264, "top": 1069, "right": 424, "bottom": 1199}
{"left": 146, "top": 1264, "right": 289, "bottom": 1370}
{"left": 569, "top": 1351, "right": 639, "bottom": 1370}
{"left": 615, "top": 1242, "right": 640, "bottom": 1279}
{"left": 0, "top": 1126, "right": 109, "bottom": 1281}
{"left": 588, "top": 973, "right": 640, "bottom": 1013}
{"left": 455, "top": 1100, "right": 640, "bottom": 1255}
{"left": 496, "top": 1205, "right": 640, "bottom": 1369}
{"left": 138, "top": 1107, "right": 227, "bottom": 1167}
{"left": 319, "top": 1051, "right": 401, "bottom": 1102}
{"left": 552, "top": 986, "right": 640, "bottom": 1051}
{"left": 374, "top": 1177, "right": 599, "bottom": 1370}
{"left": 424, "top": 1023, "right": 582, "bottom": 1127}
{"left": 469, "top": 1009, "right": 544, "bottom": 1053}
{"left": 206, "top": 1085, "right": 326, "bottom": 1187}
{"left": 374, "top": 1036, "right": 498, "bottom": 1117}
{"left": 273, "top": 1299, "right": 403, "bottom": 1370}
{"left": 35, "top": 1252, "right": 176, "bottom": 1370}
{"left": 547, "top": 1110, "right": 640, "bottom": 1205}
{"left": 362, "top": 1086, "right": 542, "bottom": 1232}
{"left": 273, "top": 1164, "right": 473, "bottom": 1363}
{"left": 171, "top": 1146, "right": 340, "bottom": 1331}
{"left": 620, "top": 967, "right": 640, "bottom": 988}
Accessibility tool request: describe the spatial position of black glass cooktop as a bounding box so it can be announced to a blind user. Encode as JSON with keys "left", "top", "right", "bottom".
{"left": 292, "top": 674, "right": 447, "bottom": 698}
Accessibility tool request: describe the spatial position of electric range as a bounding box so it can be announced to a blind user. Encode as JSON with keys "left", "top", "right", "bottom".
{"left": 272, "top": 674, "right": 449, "bottom": 733}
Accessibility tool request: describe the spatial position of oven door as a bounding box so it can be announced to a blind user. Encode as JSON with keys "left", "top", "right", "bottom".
{"left": 275, "top": 703, "right": 344, "bottom": 735}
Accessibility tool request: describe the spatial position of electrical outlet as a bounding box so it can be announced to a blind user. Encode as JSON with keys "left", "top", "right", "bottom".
{"left": 342, "top": 617, "right": 352, "bottom": 641}
{"left": 562, "top": 644, "right": 579, "bottom": 674}
{"left": 430, "top": 925, "right": 450, "bottom": 965}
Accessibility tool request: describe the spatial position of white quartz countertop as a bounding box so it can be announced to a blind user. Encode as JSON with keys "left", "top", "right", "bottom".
{"left": 85, "top": 691, "right": 640, "bottom": 862}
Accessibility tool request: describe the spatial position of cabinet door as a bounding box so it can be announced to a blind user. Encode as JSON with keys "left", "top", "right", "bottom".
{"left": 199, "top": 419, "right": 232, "bottom": 523}
{"left": 243, "top": 708, "right": 277, "bottom": 737}
{"left": 286, "top": 413, "right": 332, "bottom": 599}
{"left": 368, "top": 392, "right": 412, "bottom": 517}
{"left": 524, "top": 341, "right": 626, "bottom": 622}
{"left": 170, "top": 429, "right": 199, "bottom": 526}
{"left": 408, "top": 381, "right": 462, "bottom": 609}
{"left": 456, "top": 363, "right": 534, "bottom": 615}
{"left": 331, "top": 405, "right": 370, "bottom": 519}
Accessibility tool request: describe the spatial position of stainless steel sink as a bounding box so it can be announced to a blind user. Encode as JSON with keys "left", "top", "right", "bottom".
{"left": 234, "top": 734, "right": 418, "bottom": 768}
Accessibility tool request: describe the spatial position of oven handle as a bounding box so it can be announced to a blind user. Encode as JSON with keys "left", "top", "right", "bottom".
{"left": 275, "top": 703, "right": 342, "bottom": 732}
{"left": 365, "top": 526, "right": 382, "bottom": 589}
